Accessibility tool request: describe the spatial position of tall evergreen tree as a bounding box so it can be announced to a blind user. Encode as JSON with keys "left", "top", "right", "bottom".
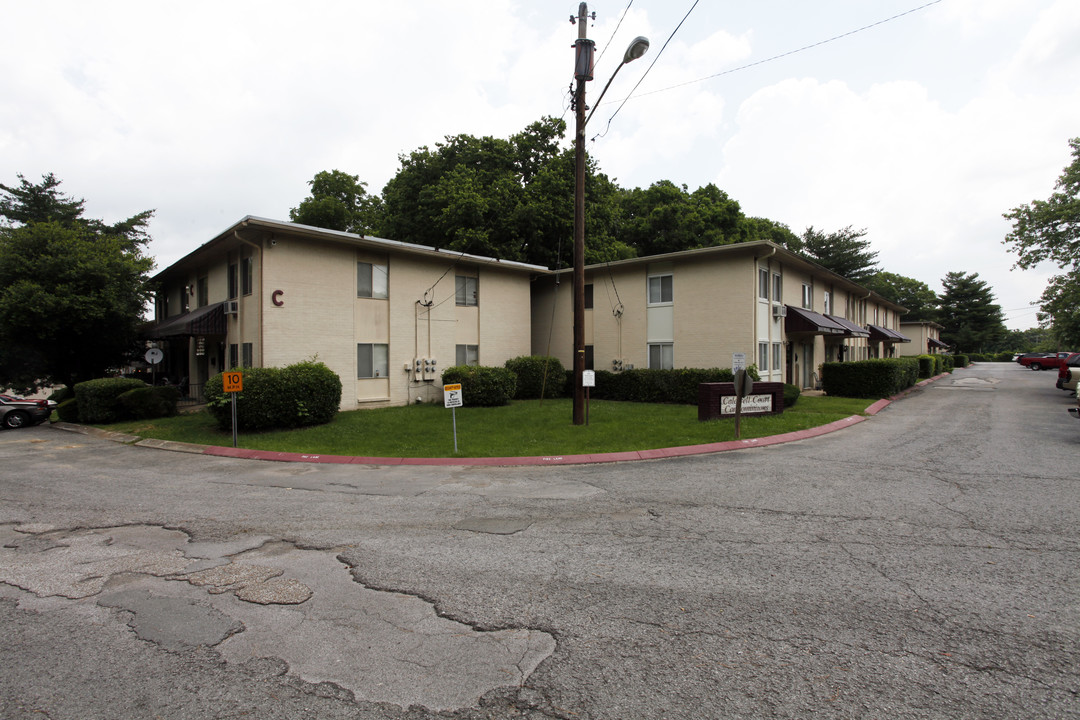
{"left": 799, "top": 226, "right": 880, "bottom": 283}
{"left": 862, "top": 271, "right": 939, "bottom": 321}
{"left": 937, "top": 271, "right": 1006, "bottom": 353}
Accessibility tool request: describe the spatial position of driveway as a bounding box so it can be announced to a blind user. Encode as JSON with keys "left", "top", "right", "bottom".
{"left": 1, "top": 362, "right": 1077, "bottom": 719}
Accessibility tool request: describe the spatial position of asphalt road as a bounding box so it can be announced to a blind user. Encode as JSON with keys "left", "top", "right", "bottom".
{"left": 1, "top": 362, "right": 1077, "bottom": 720}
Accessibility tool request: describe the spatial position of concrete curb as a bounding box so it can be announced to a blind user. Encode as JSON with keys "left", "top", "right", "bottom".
{"left": 51, "top": 371, "right": 955, "bottom": 467}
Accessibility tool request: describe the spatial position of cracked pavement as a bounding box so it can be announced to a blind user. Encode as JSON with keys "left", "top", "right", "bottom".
{"left": 1, "top": 362, "right": 1078, "bottom": 719}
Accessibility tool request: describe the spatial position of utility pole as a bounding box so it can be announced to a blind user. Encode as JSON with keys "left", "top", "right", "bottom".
{"left": 572, "top": 2, "right": 594, "bottom": 426}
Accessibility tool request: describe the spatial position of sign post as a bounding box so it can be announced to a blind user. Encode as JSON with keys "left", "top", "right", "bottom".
{"left": 223, "top": 371, "right": 243, "bottom": 448}
{"left": 582, "top": 370, "right": 595, "bottom": 426}
{"left": 732, "top": 367, "right": 754, "bottom": 439}
{"left": 443, "top": 383, "right": 463, "bottom": 453}
{"left": 144, "top": 347, "right": 164, "bottom": 387}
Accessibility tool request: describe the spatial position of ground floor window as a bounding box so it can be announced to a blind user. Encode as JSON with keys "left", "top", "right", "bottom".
{"left": 455, "top": 344, "right": 479, "bottom": 366}
{"left": 229, "top": 344, "right": 238, "bottom": 369}
{"left": 585, "top": 344, "right": 594, "bottom": 371}
{"left": 241, "top": 343, "right": 252, "bottom": 368}
{"left": 772, "top": 343, "right": 782, "bottom": 371}
{"left": 758, "top": 342, "right": 768, "bottom": 371}
{"left": 648, "top": 343, "right": 673, "bottom": 370}
{"left": 358, "top": 343, "right": 389, "bottom": 377}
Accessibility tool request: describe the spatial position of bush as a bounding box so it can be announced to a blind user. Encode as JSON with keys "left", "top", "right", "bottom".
{"left": 783, "top": 383, "right": 801, "bottom": 408}
{"left": 916, "top": 354, "right": 936, "bottom": 379}
{"left": 504, "top": 355, "right": 565, "bottom": 399}
{"left": 441, "top": 365, "right": 516, "bottom": 407}
{"left": 943, "top": 355, "right": 955, "bottom": 372}
{"left": 821, "top": 358, "right": 919, "bottom": 398}
{"left": 118, "top": 386, "right": 180, "bottom": 420}
{"left": 204, "top": 361, "right": 342, "bottom": 431}
{"left": 55, "top": 398, "right": 80, "bottom": 423}
{"left": 953, "top": 354, "right": 969, "bottom": 368}
{"left": 563, "top": 367, "right": 758, "bottom": 405}
{"left": 49, "top": 386, "right": 75, "bottom": 404}
{"left": 73, "top": 377, "right": 149, "bottom": 424}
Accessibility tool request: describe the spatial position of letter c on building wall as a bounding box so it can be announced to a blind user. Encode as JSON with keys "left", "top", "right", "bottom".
{"left": 271, "top": 290, "right": 284, "bottom": 307}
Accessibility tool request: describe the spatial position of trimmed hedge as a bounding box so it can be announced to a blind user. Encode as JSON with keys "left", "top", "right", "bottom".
{"left": 504, "top": 355, "right": 565, "bottom": 399}
{"left": 821, "top": 358, "right": 919, "bottom": 398}
{"left": 441, "top": 365, "right": 516, "bottom": 407}
{"left": 56, "top": 398, "right": 80, "bottom": 423}
{"left": 952, "top": 354, "right": 969, "bottom": 368}
{"left": 204, "top": 360, "right": 342, "bottom": 431}
{"left": 783, "top": 383, "right": 801, "bottom": 408}
{"left": 73, "top": 377, "right": 149, "bottom": 424}
{"left": 562, "top": 367, "right": 759, "bottom": 405}
{"left": 118, "top": 386, "right": 180, "bottom": 420}
{"left": 916, "top": 354, "right": 936, "bottom": 379}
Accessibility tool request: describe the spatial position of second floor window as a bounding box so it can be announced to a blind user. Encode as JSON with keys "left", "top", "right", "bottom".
{"left": 358, "top": 261, "right": 388, "bottom": 299}
{"left": 228, "top": 262, "right": 238, "bottom": 299}
{"left": 241, "top": 257, "right": 253, "bottom": 295}
{"left": 648, "top": 274, "right": 673, "bottom": 305}
{"left": 456, "top": 276, "right": 478, "bottom": 306}
{"left": 801, "top": 283, "right": 813, "bottom": 310}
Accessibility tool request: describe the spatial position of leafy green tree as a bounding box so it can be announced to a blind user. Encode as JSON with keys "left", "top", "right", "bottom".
{"left": 1003, "top": 138, "right": 1080, "bottom": 271}
{"left": 937, "top": 271, "right": 1006, "bottom": 353}
{"left": 0, "top": 174, "right": 155, "bottom": 391}
{"left": 1003, "top": 137, "right": 1080, "bottom": 348}
{"left": 799, "top": 226, "right": 880, "bottom": 283}
{"left": 738, "top": 217, "right": 801, "bottom": 249}
{"left": 289, "top": 169, "right": 382, "bottom": 236}
{"left": 617, "top": 181, "right": 744, "bottom": 256}
{"left": 863, "top": 271, "right": 939, "bottom": 321}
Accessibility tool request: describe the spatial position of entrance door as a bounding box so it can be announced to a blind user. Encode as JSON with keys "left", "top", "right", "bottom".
{"left": 801, "top": 342, "right": 815, "bottom": 389}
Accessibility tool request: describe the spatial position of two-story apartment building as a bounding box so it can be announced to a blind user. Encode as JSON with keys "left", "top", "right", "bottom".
{"left": 142, "top": 217, "right": 542, "bottom": 410}
{"left": 899, "top": 320, "right": 949, "bottom": 356}
{"left": 530, "top": 241, "right": 909, "bottom": 390}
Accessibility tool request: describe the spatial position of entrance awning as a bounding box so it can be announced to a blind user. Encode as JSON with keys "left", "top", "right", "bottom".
{"left": 141, "top": 302, "right": 227, "bottom": 339}
{"left": 825, "top": 314, "right": 870, "bottom": 338}
{"left": 928, "top": 337, "right": 949, "bottom": 349}
{"left": 868, "top": 324, "right": 911, "bottom": 343}
{"left": 785, "top": 306, "right": 847, "bottom": 335}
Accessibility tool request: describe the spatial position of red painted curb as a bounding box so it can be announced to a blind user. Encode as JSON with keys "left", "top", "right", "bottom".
{"left": 164, "top": 373, "right": 952, "bottom": 467}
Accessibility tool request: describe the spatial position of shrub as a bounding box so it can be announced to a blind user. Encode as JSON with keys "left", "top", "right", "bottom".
{"left": 564, "top": 367, "right": 757, "bottom": 405}
{"left": 942, "top": 355, "right": 955, "bottom": 372}
{"left": 55, "top": 398, "right": 80, "bottom": 423}
{"left": 916, "top": 354, "right": 936, "bottom": 379}
{"left": 441, "top": 365, "right": 516, "bottom": 406}
{"left": 118, "top": 386, "right": 180, "bottom": 420}
{"left": 504, "top": 355, "right": 565, "bottom": 399}
{"left": 74, "top": 377, "right": 148, "bottom": 424}
{"left": 953, "top": 354, "right": 969, "bottom": 368}
{"left": 204, "top": 361, "right": 342, "bottom": 431}
{"left": 783, "top": 383, "right": 801, "bottom": 408}
{"left": 49, "top": 386, "right": 75, "bottom": 404}
{"left": 821, "top": 358, "right": 919, "bottom": 398}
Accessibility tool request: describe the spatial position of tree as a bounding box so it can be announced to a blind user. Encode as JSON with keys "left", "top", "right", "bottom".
{"left": 937, "top": 271, "right": 1006, "bottom": 353}
{"left": 289, "top": 170, "right": 382, "bottom": 236}
{"left": 862, "top": 271, "right": 939, "bottom": 321}
{"left": 799, "top": 226, "right": 880, "bottom": 283}
{"left": 1003, "top": 138, "right": 1080, "bottom": 272}
{"left": 616, "top": 181, "right": 744, "bottom": 256}
{"left": 1003, "top": 138, "right": 1080, "bottom": 348}
{"left": 0, "top": 174, "right": 155, "bottom": 391}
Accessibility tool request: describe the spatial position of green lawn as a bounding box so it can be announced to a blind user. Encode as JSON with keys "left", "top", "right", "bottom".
{"left": 97, "top": 396, "right": 875, "bottom": 458}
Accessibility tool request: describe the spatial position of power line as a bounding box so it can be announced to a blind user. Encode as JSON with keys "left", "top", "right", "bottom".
{"left": 596, "top": 0, "right": 943, "bottom": 121}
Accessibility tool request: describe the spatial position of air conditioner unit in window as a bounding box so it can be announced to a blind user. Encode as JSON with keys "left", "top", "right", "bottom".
{"left": 772, "top": 305, "right": 787, "bottom": 318}
{"left": 224, "top": 300, "right": 239, "bottom": 315}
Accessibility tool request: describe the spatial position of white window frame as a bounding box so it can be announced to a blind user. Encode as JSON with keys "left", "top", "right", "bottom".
{"left": 772, "top": 273, "right": 783, "bottom": 304}
{"left": 647, "top": 274, "right": 673, "bottom": 305}
{"left": 456, "top": 344, "right": 479, "bottom": 366}
{"left": 772, "top": 342, "right": 782, "bottom": 371}
{"left": 358, "top": 343, "right": 389, "bottom": 378}
{"left": 456, "top": 276, "right": 478, "bottom": 306}
{"left": 758, "top": 342, "right": 768, "bottom": 371}
{"left": 801, "top": 283, "right": 813, "bottom": 310}
{"left": 823, "top": 290, "right": 831, "bottom": 316}
{"left": 648, "top": 343, "right": 674, "bottom": 370}
{"left": 357, "top": 261, "right": 389, "bottom": 299}
{"left": 758, "top": 268, "right": 769, "bottom": 301}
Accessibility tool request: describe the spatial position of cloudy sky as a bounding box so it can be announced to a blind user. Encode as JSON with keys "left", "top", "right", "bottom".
{"left": 4, "top": 0, "right": 1078, "bottom": 329}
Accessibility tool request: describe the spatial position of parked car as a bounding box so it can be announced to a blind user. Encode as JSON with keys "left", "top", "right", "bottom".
{"left": 1058, "top": 353, "right": 1080, "bottom": 392}
{"left": 1020, "top": 351, "right": 1076, "bottom": 371}
{"left": 0, "top": 394, "right": 57, "bottom": 429}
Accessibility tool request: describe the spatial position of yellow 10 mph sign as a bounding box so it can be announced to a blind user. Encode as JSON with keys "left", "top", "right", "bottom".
{"left": 223, "top": 371, "right": 243, "bottom": 393}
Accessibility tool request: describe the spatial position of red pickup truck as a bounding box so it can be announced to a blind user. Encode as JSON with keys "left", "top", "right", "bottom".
{"left": 1020, "top": 351, "right": 1076, "bottom": 370}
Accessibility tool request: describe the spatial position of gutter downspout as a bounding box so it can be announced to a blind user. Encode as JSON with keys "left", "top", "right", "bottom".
{"left": 755, "top": 246, "right": 777, "bottom": 377}
{"left": 234, "top": 226, "right": 263, "bottom": 368}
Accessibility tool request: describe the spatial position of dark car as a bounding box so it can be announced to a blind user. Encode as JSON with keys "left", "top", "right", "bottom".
{"left": 0, "top": 394, "right": 57, "bottom": 429}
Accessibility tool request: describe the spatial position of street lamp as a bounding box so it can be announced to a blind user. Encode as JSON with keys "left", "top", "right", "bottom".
{"left": 572, "top": 3, "right": 649, "bottom": 425}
